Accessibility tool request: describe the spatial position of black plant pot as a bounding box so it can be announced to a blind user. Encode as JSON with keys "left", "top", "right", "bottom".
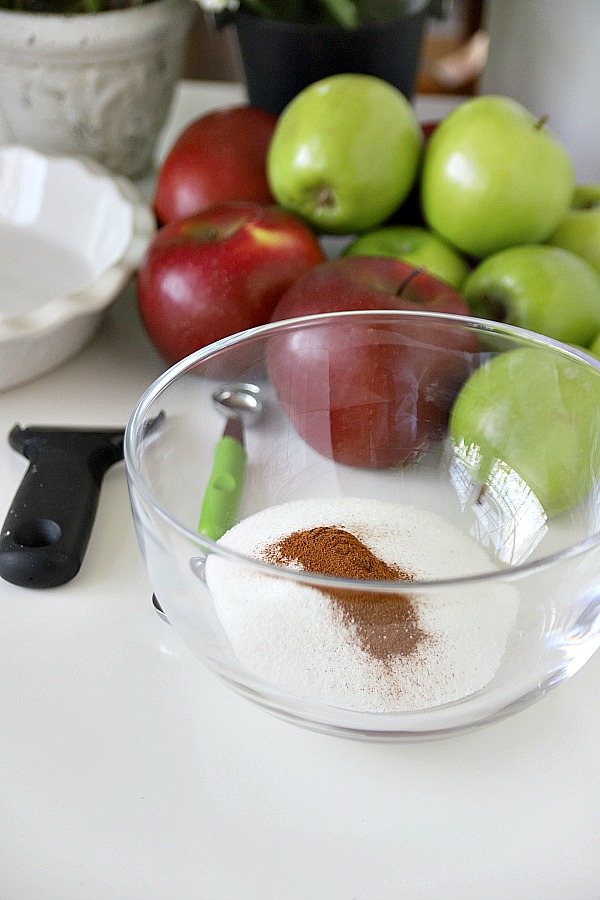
{"left": 215, "top": 6, "right": 433, "bottom": 116}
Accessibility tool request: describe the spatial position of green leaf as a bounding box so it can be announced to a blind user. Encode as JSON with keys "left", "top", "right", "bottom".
{"left": 318, "top": 0, "right": 359, "bottom": 27}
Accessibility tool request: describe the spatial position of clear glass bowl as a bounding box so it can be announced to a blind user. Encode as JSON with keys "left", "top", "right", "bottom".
{"left": 125, "top": 310, "right": 600, "bottom": 741}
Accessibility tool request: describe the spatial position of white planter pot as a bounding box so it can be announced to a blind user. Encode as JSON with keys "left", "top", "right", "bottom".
{"left": 0, "top": 0, "right": 197, "bottom": 179}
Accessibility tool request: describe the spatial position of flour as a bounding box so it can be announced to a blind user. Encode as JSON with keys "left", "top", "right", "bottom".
{"left": 205, "top": 498, "right": 519, "bottom": 712}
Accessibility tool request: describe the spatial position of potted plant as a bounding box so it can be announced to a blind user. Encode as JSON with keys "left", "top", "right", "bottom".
{"left": 0, "top": 0, "right": 198, "bottom": 178}
{"left": 200, "top": 0, "right": 445, "bottom": 115}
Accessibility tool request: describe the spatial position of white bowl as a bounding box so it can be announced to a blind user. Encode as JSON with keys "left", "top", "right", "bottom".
{"left": 0, "top": 145, "right": 156, "bottom": 391}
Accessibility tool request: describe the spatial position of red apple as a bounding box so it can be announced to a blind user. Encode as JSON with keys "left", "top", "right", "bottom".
{"left": 267, "top": 256, "right": 476, "bottom": 468}
{"left": 153, "top": 106, "right": 278, "bottom": 225}
{"left": 137, "top": 202, "right": 325, "bottom": 365}
{"left": 420, "top": 120, "right": 440, "bottom": 143}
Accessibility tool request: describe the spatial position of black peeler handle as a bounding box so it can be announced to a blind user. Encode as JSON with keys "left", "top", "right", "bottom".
{"left": 0, "top": 425, "right": 125, "bottom": 589}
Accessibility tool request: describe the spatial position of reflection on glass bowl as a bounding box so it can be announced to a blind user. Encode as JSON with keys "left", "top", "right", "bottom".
{"left": 125, "top": 310, "right": 600, "bottom": 741}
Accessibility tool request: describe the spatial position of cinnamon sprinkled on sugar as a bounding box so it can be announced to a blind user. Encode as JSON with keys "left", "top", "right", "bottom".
{"left": 263, "top": 525, "right": 428, "bottom": 663}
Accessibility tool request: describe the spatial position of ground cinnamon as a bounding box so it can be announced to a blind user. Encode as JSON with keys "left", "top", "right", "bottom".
{"left": 263, "top": 525, "right": 427, "bottom": 663}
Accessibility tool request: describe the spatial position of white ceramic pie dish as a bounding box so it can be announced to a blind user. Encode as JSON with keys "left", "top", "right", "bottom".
{"left": 0, "top": 145, "right": 156, "bottom": 391}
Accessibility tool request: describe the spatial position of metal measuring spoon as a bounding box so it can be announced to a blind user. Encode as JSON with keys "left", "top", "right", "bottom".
{"left": 211, "top": 382, "right": 264, "bottom": 428}
{"left": 153, "top": 382, "right": 265, "bottom": 624}
{"left": 198, "top": 382, "right": 264, "bottom": 541}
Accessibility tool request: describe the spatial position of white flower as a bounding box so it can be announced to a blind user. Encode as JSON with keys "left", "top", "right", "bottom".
{"left": 194, "top": 0, "right": 239, "bottom": 11}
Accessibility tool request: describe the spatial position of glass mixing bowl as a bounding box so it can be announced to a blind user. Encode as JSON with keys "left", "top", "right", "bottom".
{"left": 125, "top": 310, "right": 600, "bottom": 741}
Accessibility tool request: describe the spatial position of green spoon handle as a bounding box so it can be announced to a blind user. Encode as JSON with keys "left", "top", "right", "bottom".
{"left": 198, "top": 435, "right": 247, "bottom": 540}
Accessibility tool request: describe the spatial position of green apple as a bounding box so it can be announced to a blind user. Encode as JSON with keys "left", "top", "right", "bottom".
{"left": 547, "top": 184, "right": 600, "bottom": 276}
{"left": 343, "top": 224, "right": 470, "bottom": 289}
{"left": 568, "top": 334, "right": 600, "bottom": 361}
{"left": 589, "top": 331, "right": 600, "bottom": 358}
{"left": 569, "top": 343, "right": 600, "bottom": 362}
{"left": 463, "top": 244, "right": 600, "bottom": 346}
{"left": 420, "top": 95, "right": 575, "bottom": 258}
{"left": 450, "top": 347, "right": 600, "bottom": 517}
{"left": 266, "top": 73, "right": 422, "bottom": 235}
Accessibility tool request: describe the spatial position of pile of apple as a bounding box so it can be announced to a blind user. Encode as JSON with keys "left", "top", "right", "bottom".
{"left": 137, "top": 74, "right": 600, "bottom": 517}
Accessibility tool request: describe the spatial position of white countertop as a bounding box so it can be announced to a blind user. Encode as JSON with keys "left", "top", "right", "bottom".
{"left": 1, "top": 81, "right": 599, "bottom": 900}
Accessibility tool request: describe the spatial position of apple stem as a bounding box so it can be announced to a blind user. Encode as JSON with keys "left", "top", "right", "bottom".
{"left": 534, "top": 114, "right": 549, "bottom": 131}
{"left": 395, "top": 267, "right": 425, "bottom": 297}
{"left": 183, "top": 222, "right": 221, "bottom": 241}
{"left": 317, "top": 187, "right": 336, "bottom": 210}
